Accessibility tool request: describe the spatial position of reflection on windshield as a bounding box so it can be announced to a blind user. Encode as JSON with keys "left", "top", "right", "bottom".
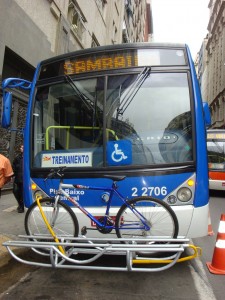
{"left": 32, "top": 72, "right": 193, "bottom": 168}
{"left": 112, "top": 67, "right": 151, "bottom": 118}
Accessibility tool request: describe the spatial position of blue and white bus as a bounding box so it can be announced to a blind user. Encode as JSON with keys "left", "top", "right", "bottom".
{"left": 1, "top": 43, "right": 210, "bottom": 238}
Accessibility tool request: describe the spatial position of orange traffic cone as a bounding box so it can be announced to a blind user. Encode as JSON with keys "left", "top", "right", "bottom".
{"left": 206, "top": 214, "right": 225, "bottom": 274}
{"left": 208, "top": 211, "right": 214, "bottom": 236}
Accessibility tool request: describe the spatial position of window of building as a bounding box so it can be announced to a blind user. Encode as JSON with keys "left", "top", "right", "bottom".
{"left": 95, "top": 0, "right": 107, "bottom": 13}
{"left": 68, "top": 1, "right": 86, "bottom": 41}
{"left": 122, "top": 20, "right": 129, "bottom": 43}
{"left": 91, "top": 34, "right": 100, "bottom": 48}
{"left": 216, "top": 101, "right": 220, "bottom": 122}
{"left": 112, "top": 26, "right": 118, "bottom": 44}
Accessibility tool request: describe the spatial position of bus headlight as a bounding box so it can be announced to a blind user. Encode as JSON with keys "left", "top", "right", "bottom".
{"left": 177, "top": 187, "right": 192, "bottom": 202}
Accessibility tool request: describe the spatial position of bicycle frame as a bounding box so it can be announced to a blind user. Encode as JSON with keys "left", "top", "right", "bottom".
{"left": 54, "top": 179, "right": 150, "bottom": 231}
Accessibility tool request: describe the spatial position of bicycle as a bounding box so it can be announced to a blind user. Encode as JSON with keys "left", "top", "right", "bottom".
{"left": 25, "top": 167, "right": 179, "bottom": 257}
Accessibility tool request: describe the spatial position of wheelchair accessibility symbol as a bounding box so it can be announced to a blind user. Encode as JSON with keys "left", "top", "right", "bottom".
{"left": 111, "top": 143, "right": 128, "bottom": 162}
{"left": 107, "top": 140, "right": 132, "bottom": 166}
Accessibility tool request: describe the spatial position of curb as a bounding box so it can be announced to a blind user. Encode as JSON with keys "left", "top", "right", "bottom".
{"left": 0, "top": 235, "right": 29, "bottom": 268}
{"left": 0, "top": 191, "right": 29, "bottom": 269}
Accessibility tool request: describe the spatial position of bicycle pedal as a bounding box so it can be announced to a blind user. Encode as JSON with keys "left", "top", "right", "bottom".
{"left": 81, "top": 226, "right": 87, "bottom": 235}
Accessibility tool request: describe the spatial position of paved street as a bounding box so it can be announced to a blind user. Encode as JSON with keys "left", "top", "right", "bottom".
{"left": 0, "top": 190, "right": 222, "bottom": 300}
{"left": 0, "top": 190, "right": 26, "bottom": 267}
{"left": 0, "top": 190, "right": 25, "bottom": 236}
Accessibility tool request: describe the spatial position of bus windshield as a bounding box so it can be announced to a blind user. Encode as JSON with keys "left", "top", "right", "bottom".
{"left": 32, "top": 71, "right": 193, "bottom": 168}
{"left": 207, "top": 139, "right": 225, "bottom": 171}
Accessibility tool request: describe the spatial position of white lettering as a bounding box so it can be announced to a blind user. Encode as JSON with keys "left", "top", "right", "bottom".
{"left": 48, "top": 188, "right": 84, "bottom": 196}
{"left": 131, "top": 186, "right": 168, "bottom": 197}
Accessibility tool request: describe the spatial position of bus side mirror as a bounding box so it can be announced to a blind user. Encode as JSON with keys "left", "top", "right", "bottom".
{"left": 203, "top": 102, "right": 211, "bottom": 127}
{"left": 1, "top": 91, "right": 12, "bottom": 128}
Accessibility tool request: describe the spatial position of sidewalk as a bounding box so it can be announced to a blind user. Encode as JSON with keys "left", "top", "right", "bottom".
{"left": 0, "top": 190, "right": 26, "bottom": 267}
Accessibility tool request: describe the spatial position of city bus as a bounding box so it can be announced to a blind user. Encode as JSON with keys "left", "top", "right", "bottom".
{"left": 1, "top": 42, "right": 210, "bottom": 238}
{"left": 207, "top": 129, "right": 225, "bottom": 190}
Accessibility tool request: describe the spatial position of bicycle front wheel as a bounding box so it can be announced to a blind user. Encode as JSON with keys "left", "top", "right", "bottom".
{"left": 115, "top": 196, "right": 178, "bottom": 241}
{"left": 25, "top": 197, "right": 79, "bottom": 243}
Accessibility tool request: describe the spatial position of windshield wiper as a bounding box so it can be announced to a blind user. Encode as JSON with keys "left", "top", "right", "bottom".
{"left": 116, "top": 67, "right": 151, "bottom": 118}
{"left": 64, "top": 74, "right": 102, "bottom": 137}
{"left": 64, "top": 74, "right": 94, "bottom": 112}
{"left": 106, "top": 67, "right": 151, "bottom": 118}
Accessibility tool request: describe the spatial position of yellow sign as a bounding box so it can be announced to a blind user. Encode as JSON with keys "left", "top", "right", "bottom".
{"left": 64, "top": 53, "right": 138, "bottom": 75}
{"left": 207, "top": 133, "right": 225, "bottom": 139}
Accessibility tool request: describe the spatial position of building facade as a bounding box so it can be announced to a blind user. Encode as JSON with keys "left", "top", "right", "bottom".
{"left": 196, "top": 37, "right": 209, "bottom": 102}
{"left": 205, "top": 0, "right": 225, "bottom": 128}
{"left": 0, "top": 0, "right": 153, "bottom": 162}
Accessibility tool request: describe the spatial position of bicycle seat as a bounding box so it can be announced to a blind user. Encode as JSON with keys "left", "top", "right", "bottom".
{"left": 103, "top": 175, "right": 126, "bottom": 181}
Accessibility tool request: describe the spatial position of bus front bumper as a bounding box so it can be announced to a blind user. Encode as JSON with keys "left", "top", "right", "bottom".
{"left": 174, "top": 203, "right": 209, "bottom": 238}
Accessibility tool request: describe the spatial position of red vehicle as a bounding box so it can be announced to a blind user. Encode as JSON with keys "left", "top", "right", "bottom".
{"left": 207, "top": 129, "right": 225, "bottom": 190}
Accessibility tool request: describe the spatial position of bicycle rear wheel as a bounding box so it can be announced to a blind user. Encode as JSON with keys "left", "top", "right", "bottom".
{"left": 115, "top": 196, "right": 178, "bottom": 241}
{"left": 25, "top": 197, "right": 79, "bottom": 255}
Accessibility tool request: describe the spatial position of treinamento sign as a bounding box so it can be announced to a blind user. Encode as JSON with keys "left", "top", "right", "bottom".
{"left": 41, "top": 152, "right": 92, "bottom": 167}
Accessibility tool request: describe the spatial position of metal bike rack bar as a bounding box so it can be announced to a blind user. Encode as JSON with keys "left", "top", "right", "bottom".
{"left": 3, "top": 236, "right": 201, "bottom": 272}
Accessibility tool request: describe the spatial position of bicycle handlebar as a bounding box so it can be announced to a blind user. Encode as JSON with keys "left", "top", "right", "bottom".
{"left": 44, "top": 166, "right": 66, "bottom": 181}
{"left": 44, "top": 166, "right": 126, "bottom": 183}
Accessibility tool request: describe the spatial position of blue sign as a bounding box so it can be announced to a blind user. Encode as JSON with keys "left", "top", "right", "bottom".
{"left": 107, "top": 140, "right": 132, "bottom": 166}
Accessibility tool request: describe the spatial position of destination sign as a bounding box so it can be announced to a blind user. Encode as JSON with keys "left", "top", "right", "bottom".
{"left": 64, "top": 53, "right": 138, "bottom": 75}
{"left": 39, "top": 48, "right": 186, "bottom": 79}
{"left": 207, "top": 133, "right": 225, "bottom": 140}
{"left": 63, "top": 49, "right": 185, "bottom": 75}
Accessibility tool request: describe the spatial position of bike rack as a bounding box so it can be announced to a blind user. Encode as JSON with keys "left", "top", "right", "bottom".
{"left": 2, "top": 236, "right": 201, "bottom": 272}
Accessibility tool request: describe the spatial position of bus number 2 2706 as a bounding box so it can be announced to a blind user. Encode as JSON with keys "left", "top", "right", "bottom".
{"left": 131, "top": 186, "right": 167, "bottom": 197}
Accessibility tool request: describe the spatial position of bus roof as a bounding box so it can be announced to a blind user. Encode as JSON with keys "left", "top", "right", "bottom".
{"left": 39, "top": 42, "right": 187, "bottom": 66}
{"left": 38, "top": 42, "right": 189, "bottom": 79}
{"left": 207, "top": 129, "right": 225, "bottom": 133}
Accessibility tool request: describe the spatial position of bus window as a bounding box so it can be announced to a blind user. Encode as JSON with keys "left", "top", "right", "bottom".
{"left": 33, "top": 78, "right": 104, "bottom": 167}
{"left": 33, "top": 72, "right": 192, "bottom": 168}
{"left": 207, "top": 130, "right": 225, "bottom": 190}
{"left": 106, "top": 72, "right": 192, "bottom": 166}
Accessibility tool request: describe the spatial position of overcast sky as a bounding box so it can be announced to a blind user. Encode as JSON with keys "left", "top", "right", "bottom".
{"left": 151, "top": 0, "right": 209, "bottom": 58}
